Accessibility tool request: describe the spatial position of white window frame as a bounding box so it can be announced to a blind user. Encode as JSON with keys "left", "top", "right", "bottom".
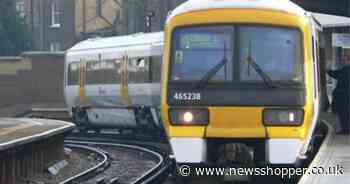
{"left": 51, "top": 1, "right": 61, "bottom": 28}
{"left": 16, "top": 1, "right": 25, "bottom": 17}
{"left": 50, "top": 42, "right": 61, "bottom": 51}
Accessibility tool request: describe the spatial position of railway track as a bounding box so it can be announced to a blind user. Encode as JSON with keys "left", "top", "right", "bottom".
{"left": 60, "top": 144, "right": 110, "bottom": 184}
{"left": 12, "top": 110, "right": 173, "bottom": 184}
{"left": 15, "top": 110, "right": 327, "bottom": 184}
{"left": 63, "top": 139, "right": 173, "bottom": 184}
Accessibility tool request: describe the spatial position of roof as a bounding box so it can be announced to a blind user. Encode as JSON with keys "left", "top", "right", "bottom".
{"left": 168, "top": 0, "right": 306, "bottom": 21}
{"left": 68, "top": 32, "right": 163, "bottom": 52}
{"left": 22, "top": 52, "right": 65, "bottom": 57}
{"left": 312, "top": 13, "right": 350, "bottom": 28}
{"left": 0, "top": 56, "right": 22, "bottom": 61}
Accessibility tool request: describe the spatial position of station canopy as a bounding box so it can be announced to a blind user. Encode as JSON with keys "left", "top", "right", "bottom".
{"left": 313, "top": 13, "right": 350, "bottom": 28}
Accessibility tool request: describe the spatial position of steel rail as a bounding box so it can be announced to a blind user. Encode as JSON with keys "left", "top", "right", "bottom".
{"left": 59, "top": 144, "right": 109, "bottom": 184}
{"left": 64, "top": 140, "right": 166, "bottom": 184}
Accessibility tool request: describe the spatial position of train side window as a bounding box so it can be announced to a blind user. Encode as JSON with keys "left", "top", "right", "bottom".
{"left": 115, "top": 58, "right": 122, "bottom": 83}
{"left": 86, "top": 61, "right": 94, "bottom": 85}
{"left": 137, "top": 58, "right": 146, "bottom": 67}
{"left": 86, "top": 59, "right": 121, "bottom": 85}
{"left": 151, "top": 56, "right": 162, "bottom": 83}
{"left": 100, "top": 61, "right": 107, "bottom": 84}
{"left": 311, "top": 35, "right": 320, "bottom": 96}
{"left": 86, "top": 61, "right": 100, "bottom": 85}
{"left": 312, "top": 36, "right": 316, "bottom": 63}
{"left": 128, "top": 57, "right": 150, "bottom": 83}
{"left": 312, "top": 35, "right": 322, "bottom": 85}
{"left": 105, "top": 60, "right": 120, "bottom": 84}
{"left": 86, "top": 60, "right": 105, "bottom": 85}
{"left": 68, "top": 63, "right": 79, "bottom": 85}
{"left": 316, "top": 40, "right": 322, "bottom": 92}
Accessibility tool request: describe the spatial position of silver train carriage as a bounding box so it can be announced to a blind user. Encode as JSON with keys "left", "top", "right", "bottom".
{"left": 64, "top": 32, "right": 163, "bottom": 129}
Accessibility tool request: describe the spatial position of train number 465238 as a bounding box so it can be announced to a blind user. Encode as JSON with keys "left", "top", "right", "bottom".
{"left": 173, "top": 92, "right": 201, "bottom": 101}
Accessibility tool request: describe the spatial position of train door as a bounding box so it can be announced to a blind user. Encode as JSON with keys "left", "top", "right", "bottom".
{"left": 79, "top": 62, "right": 87, "bottom": 106}
{"left": 121, "top": 54, "right": 132, "bottom": 106}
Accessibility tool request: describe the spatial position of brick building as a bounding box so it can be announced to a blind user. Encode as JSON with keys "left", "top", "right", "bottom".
{"left": 20, "top": 0, "right": 350, "bottom": 51}
{"left": 23, "top": 0, "right": 75, "bottom": 51}
{"left": 75, "top": 0, "right": 122, "bottom": 40}
{"left": 120, "top": 0, "right": 185, "bottom": 34}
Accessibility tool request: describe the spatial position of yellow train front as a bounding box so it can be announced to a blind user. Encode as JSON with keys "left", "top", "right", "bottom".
{"left": 161, "top": 0, "right": 323, "bottom": 166}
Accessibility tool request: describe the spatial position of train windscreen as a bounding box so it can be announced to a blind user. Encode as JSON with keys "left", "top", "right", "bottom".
{"left": 170, "top": 25, "right": 303, "bottom": 85}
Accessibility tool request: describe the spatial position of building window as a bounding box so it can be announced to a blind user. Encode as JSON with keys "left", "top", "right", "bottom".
{"left": 50, "top": 42, "right": 61, "bottom": 51}
{"left": 51, "top": 1, "right": 61, "bottom": 28}
{"left": 16, "top": 1, "right": 25, "bottom": 18}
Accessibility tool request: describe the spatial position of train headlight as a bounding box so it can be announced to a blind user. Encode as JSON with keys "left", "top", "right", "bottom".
{"left": 263, "top": 109, "right": 304, "bottom": 126}
{"left": 183, "top": 111, "right": 194, "bottom": 123}
{"left": 169, "top": 109, "right": 209, "bottom": 125}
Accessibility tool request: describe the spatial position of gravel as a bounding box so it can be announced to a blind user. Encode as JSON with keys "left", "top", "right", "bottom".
{"left": 18, "top": 148, "right": 102, "bottom": 184}
{"left": 83, "top": 145, "right": 159, "bottom": 184}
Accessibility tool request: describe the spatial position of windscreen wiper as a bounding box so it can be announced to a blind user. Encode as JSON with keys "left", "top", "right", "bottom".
{"left": 245, "top": 41, "right": 277, "bottom": 89}
{"left": 197, "top": 44, "right": 228, "bottom": 89}
{"left": 196, "top": 57, "right": 228, "bottom": 89}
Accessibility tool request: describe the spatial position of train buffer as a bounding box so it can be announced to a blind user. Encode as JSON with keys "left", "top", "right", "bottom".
{"left": 0, "top": 118, "right": 75, "bottom": 184}
{"left": 298, "top": 113, "right": 350, "bottom": 184}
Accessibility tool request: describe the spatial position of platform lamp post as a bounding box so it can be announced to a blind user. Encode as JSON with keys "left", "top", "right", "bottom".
{"left": 145, "top": 11, "right": 155, "bottom": 33}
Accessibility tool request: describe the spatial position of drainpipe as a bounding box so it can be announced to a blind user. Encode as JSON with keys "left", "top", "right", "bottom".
{"left": 83, "top": 0, "right": 86, "bottom": 35}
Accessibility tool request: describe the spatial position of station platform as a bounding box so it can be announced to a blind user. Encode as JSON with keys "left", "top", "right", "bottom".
{"left": 0, "top": 118, "right": 75, "bottom": 184}
{"left": 0, "top": 103, "right": 68, "bottom": 118}
{"left": 30, "top": 107, "right": 71, "bottom": 121}
{"left": 0, "top": 118, "right": 74, "bottom": 151}
{"left": 298, "top": 113, "right": 350, "bottom": 184}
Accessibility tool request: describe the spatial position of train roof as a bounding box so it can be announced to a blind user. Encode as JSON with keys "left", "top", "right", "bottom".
{"left": 168, "top": 0, "right": 306, "bottom": 21}
{"left": 68, "top": 32, "right": 163, "bottom": 52}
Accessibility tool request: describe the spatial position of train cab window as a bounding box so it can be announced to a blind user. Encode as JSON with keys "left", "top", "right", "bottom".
{"left": 128, "top": 57, "right": 150, "bottom": 83}
{"left": 239, "top": 26, "right": 303, "bottom": 83}
{"left": 170, "top": 25, "right": 303, "bottom": 87}
{"left": 68, "top": 63, "right": 79, "bottom": 85}
{"left": 171, "top": 26, "right": 234, "bottom": 82}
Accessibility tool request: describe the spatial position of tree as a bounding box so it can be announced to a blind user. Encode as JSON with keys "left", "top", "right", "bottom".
{"left": 0, "top": 0, "right": 31, "bottom": 56}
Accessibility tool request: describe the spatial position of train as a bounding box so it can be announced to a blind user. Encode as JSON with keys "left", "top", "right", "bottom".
{"left": 64, "top": 32, "right": 163, "bottom": 130}
{"left": 161, "top": 0, "right": 328, "bottom": 166}
{"left": 64, "top": 0, "right": 330, "bottom": 168}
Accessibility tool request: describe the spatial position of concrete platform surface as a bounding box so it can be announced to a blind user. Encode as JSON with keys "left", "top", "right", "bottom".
{"left": 299, "top": 114, "right": 350, "bottom": 184}
{"left": 0, "top": 118, "right": 75, "bottom": 151}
